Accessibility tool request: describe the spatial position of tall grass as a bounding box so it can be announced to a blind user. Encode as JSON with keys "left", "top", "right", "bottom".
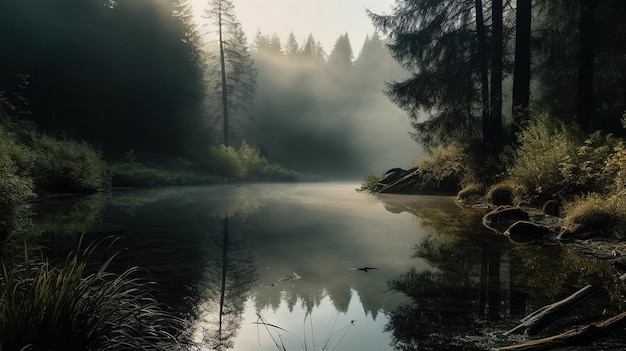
{"left": 0, "top": 237, "right": 195, "bottom": 351}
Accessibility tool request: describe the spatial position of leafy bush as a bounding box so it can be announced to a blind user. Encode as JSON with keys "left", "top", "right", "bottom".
{"left": 109, "top": 161, "right": 215, "bottom": 187}
{"left": 0, "top": 238, "right": 194, "bottom": 350}
{"left": 0, "top": 124, "right": 35, "bottom": 236}
{"left": 559, "top": 131, "right": 620, "bottom": 195}
{"left": 207, "top": 141, "right": 299, "bottom": 181}
{"left": 506, "top": 113, "right": 581, "bottom": 203}
{"left": 417, "top": 144, "right": 469, "bottom": 191}
{"left": 28, "top": 135, "right": 110, "bottom": 194}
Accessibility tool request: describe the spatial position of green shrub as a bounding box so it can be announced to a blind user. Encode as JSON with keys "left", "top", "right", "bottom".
{"left": 207, "top": 141, "right": 299, "bottom": 181}
{"left": 109, "top": 161, "right": 215, "bottom": 187}
{"left": 559, "top": 131, "right": 620, "bottom": 195}
{"left": 29, "top": 135, "right": 110, "bottom": 194}
{"left": 0, "top": 238, "right": 193, "bottom": 350}
{"left": 0, "top": 124, "right": 35, "bottom": 236}
{"left": 506, "top": 113, "right": 580, "bottom": 202}
{"left": 208, "top": 144, "right": 245, "bottom": 179}
{"left": 417, "top": 144, "right": 469, "bottom": 190}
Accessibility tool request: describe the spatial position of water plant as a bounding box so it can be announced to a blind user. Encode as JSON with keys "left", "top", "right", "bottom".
{"left": 0, "top": 237, "right": 195, "bottom": 351}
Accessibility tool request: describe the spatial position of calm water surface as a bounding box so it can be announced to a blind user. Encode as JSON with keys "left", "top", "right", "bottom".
{"left": 34, "top": 182, "right": 626, "bottom": 350}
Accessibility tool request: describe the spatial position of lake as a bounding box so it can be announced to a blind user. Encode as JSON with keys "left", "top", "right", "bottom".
{"left": 32, "top": 182, "right": 626, "bottom": 350}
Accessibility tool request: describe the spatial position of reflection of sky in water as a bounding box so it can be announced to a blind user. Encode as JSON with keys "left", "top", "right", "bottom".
{"left": 188, "top": 183, "right": 438, "bottom": 350}
{"left": 234, "top": 289, "right": 392, "bottom": 351}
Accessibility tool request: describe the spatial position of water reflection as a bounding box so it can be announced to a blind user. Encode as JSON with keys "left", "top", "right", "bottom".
{"left": 23, "top": 183, "right": 626, "bottom": 350}
{"left": 379, "top": 194, "right": 626, "bottom": 350}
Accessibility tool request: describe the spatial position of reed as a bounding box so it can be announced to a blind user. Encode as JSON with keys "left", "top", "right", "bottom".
{"left": 0, "top": 237, "right": 194, "bottom": 351}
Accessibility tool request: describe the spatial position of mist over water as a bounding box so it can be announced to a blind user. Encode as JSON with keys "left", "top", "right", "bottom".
{"left": 236, "top": 33, "right": 422, "bottom": 179}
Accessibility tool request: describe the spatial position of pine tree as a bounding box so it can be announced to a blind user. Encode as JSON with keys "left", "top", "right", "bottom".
{"left": 202, "top": 0, "right": 257, "bottom": 147}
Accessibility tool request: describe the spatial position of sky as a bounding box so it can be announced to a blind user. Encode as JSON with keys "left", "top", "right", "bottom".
{"left": 192, "top": 0, "right": 397, "bottom": 56}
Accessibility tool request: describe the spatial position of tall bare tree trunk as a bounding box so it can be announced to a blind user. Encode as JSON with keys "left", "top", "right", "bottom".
{"left": 476, "top": 0, "right": 491, "bottom": 144}
{"left": 577, "top": 0, "right": 595, "bottom": 132}
{"left": 491, "top": 0, "right": 503, "bottom": 146}
{"left": 218, "top": 4, "right": 230, "bottom": 146}
{"left": 511, "top": 0, "right": 532, "bottom": 142}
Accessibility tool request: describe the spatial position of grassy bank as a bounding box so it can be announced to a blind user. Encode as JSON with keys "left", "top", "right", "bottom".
{"left": 0, "top": 237, "right": 194, "bottom": 350}
{"left": 363, "top": 113, "right": 626, "bottom": 240}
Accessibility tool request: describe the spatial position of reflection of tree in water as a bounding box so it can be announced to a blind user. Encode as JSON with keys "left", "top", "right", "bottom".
{"left": 193, "top": 216, "right": 257, "bottom": 350}
{"left": 384, "top": 204, "right": 510, "bottom": 350}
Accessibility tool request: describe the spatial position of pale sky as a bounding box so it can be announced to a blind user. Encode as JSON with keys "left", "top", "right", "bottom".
{"left": 192, "top": 0, "right": 397, "bottom": 57}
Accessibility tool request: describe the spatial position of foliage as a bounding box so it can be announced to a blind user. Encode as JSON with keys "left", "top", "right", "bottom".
{"left": 0, "top": 0, "right": 207, "bottom": 155}
{"left": 563, "top": 194, "right": 626, "bottom": 239}
{"left": 416, "top": 144, "right": 473, "bottom": 190}
{"left": 28, "top": 135, "right": 110, "bottom": 194}
{"left": 0, "top": 237, "right": 195, "bottom": 351}
{"left": 208, "top": 142, "right": 299, "bottom": 181}
{"left": 505, "top": 113, "right": 581, "bottom": 203}
{"left": 0, "top": 124, "right": 35, "bottom": 236}
{"left": 109, "top": 162, "right": 216, "bottom": 188}
{"left": 560, "top": 131, "right": 621, "bottom": 195}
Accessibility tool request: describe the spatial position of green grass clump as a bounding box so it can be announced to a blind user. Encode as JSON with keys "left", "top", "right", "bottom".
{"left": 0, "top": 238, "right": 193, "bottom": 350}
{"left": 456, "top": 184, "right": 484, "bottom": 204}
{"left": 486, "top": 182, "right": 519, "bottom": 206}
{"left": 563, "top": 194, "right": 626, "bottom": 238}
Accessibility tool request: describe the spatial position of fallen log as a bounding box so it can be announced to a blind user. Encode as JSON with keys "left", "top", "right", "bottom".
{"left": 497, "top": 310, "right": 626, "bottom": 351}
{"left": 504, "top": 285, "right": 595, "bottom": 336}
{"left": 377, "top": 168, "right": 420, "bottom": 194}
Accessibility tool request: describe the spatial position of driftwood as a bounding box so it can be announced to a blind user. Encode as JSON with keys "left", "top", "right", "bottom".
{"left": 505, "top": 285, "right": 595, "bottom": 336}
{"left": 377, "top": 168, "right": 420, "bottom": 194}
{"left": 497, "top": 310, "right": 626, "bottom": 351}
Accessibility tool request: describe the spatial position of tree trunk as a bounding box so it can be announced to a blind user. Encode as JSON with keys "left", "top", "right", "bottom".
{"left": 504, "top": 285, "right": 595, "bottom": 336}
{"left": 475, "top": 0, "right": 491, "bottom": 144}
{"left": 511, "top": 0, "right": 532, "bottom": 142}
{"left": 218, "top": 4, "right": 230, "bottom": 147}
{"left": 490, "top": 0, "right": 503, "bottom": 146}
{"left": 498, "top": 310, "right": 626, "bottom": 351}
{"left": 576, "top": 0, "right": 595, "bottom": 133}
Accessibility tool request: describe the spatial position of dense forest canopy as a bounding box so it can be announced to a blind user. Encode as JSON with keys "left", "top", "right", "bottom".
{"left": 0, "top": 0, "right": 418, "bottom": 177}
{"left": 369, "top": 0, "right": 626, "bottom": 150}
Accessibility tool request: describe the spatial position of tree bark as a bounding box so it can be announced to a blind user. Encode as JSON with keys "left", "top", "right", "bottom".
{"left": 511, "top": 0, "right": 532, "bottom": 142}
{"left": 490, "top": 0, "right": 503, "bottom": 146}
{"left": 218, "top": 2, "right": 230, "bottom": 147}
{"left": 576, "top": 0, "right": 596, "bottom": 133}
{"left": 498, "top": 310, "right": 626, "bottom": 351}
{"left": 475, "top": 0, "right": 491, "bottom": 144}
{"left": 504, "top": 285, "right": 595, "bottom": 336}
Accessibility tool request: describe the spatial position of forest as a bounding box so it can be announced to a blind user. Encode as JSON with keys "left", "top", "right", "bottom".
{"left": 1, "top": 0, "right": 626, "bottom": 349}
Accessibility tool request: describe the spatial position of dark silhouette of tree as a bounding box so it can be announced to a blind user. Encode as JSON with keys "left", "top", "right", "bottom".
{"left": 491, "top": 0, "right": 504, "bottom": 147}
{"left": 475, "top": 0, "right": 491, "bottom": 144}
{"left": 285, "top": 32, "right": 299, "bottom": 57}
{"left": 327, "top": 33, "right": 354, "bottom": 70}
{"left": 0, "top": 0, "right": 208, "bottom": 156}
{"left": 576, "top": 0, "right": 596, "bottom": 133}
{"left": 369, "top": 1, "right": 487, "bottom": 150}
{"left": 511, "top": 0, "right": 532, "bottom": 140}
{"left": 202, "top": 0, "right": 257, "bottom": 147}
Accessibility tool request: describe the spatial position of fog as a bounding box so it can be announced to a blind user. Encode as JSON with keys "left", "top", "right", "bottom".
{"left": 235, "top": 33, "right": 422, "bottom": 179}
